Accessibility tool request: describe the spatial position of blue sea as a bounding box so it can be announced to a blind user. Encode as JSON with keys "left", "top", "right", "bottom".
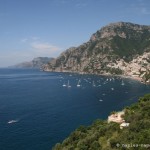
{"left": 0, "top": 68, "right": 149, "bottom": 150}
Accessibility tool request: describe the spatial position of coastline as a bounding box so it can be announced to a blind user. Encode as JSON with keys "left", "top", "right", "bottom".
{"left": 112, "top": 75, "right": 142, "bottom": 83}
{"left": 43, "top": 69, "right": 148, "bottom": 84}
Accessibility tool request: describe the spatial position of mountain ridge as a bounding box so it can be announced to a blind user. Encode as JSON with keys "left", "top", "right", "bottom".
{"left": 10, "top": 57, "right": 54, "bottom": 69}
{"left": 42, "top": 22, "right": 150, "bottom": 83}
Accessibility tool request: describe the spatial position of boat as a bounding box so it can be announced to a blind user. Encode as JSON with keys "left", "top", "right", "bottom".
{"left": 121, "top": 80, "right": 125, "bottom": 86}
{"left": 8, "top": 120, "right": 18, "bottom": 124}
{"left": 92, "top": 81, "right": 96, "bottom": 87}
{"left": 67, "top": 80, "right": 71, "bottom": 88}
{"left": 62, "top": 82, "right": 67, "bottom": 87}
{"left": 99, "top": 99, "right": 103, "bottom": 102}
{"left": 77, "top": 80, "right": 81, "bottom": 87}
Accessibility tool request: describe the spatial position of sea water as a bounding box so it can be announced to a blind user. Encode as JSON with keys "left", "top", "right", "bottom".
{"left": 0, "top": 68, "right": 149, "bottom": 150}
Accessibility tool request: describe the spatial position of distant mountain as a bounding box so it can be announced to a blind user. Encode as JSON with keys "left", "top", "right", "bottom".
{"left": 42, "top": 22, "right": 150, "bottom": 83}
{"left": 11, "top": 57, "right": 54, "bottom": 69}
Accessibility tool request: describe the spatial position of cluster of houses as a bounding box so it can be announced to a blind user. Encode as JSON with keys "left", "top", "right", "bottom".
{"left": 106, "top": 52, "right": 150, "bottom": 84}
{"left": 108, "top": 111, "right": 130, "bottom": 129}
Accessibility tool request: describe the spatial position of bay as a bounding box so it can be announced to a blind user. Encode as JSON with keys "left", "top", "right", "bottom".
{"left": 0, "top": 68, "right": 149, "bottom": 150}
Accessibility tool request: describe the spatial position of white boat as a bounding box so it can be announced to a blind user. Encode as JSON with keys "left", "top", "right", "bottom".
{"left": 92, "top": 81, "right": 96, "bottom": 87}
{"left": 77, "top": 80, "right": 81, "bottom": 87}
{"left": 62, "top": 82, "right": 67, "bottom": 87}
{"left": 67, "top": 80, "right": 71, "bottom": 88}
{"left": 8, "top": 120, "right": 18, "bottom": 124}
{"left": 121, "top": 80, "right": 125, "bottom": 86}
{"left": 99, "top": 99, "right": 103, "bottom": 102}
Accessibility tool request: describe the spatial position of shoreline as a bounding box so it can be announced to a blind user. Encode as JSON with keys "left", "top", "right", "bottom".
{"left": 43, "top": 69, "right": 148, "bottom": 84}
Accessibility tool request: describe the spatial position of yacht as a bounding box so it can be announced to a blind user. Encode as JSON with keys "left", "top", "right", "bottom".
{"left": 92, "top": 81, "right": 96, "bottom": 87}
{"left": 111, "top": 88, "right": 114, "bottom": 90}
{"left": 77, "top": 80, "right": 81, "bottom": 87}
{"left": 67, "top": 80, "right": 71, "bottom": 88}
{"left": 62, "top": 82, "right": 67, "bottom": 87}
{"left": 99, "top": 99, "right": 103, "bottom": 102}
{"left": 121, "top": 80, "right": 125, "bottom": 86}
{"left": 8, "top": 120, "right": 18, "bottom": 124}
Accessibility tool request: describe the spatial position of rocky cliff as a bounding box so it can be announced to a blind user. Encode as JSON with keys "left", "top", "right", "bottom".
{"left": 42, "top": 22, "right": 150, "bottom": 83}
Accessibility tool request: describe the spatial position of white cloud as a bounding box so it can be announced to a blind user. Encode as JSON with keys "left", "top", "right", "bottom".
{"left": 31, "top": 42, "right": 59, "bottom": 51}
{"left": 30, "top": 42, "right": 62, "bottom": 57}
{"left": 20, "top": 36, "right": 62, "bottom": 54}
{"left": 19, "top": 37, "right": 63, "bottom": 59}
{"left": 1, "top": 37, "right": 63, "bottom": 67}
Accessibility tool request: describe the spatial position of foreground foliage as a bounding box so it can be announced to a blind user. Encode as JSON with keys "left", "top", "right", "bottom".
{"left": 53, "top": 94, "right": 150, "bottom": 150}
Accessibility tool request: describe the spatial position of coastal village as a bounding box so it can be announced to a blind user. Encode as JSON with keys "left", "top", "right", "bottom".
{"left": 106, "top": 52, "right": 150, "bottom": 84}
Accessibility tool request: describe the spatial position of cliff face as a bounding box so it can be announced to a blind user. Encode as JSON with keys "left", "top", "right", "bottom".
{"left": 42, "top": 22, "right": 150, "bottom": 82}
{"left": 12, "top": 57, "right": 54, "bottom": 69}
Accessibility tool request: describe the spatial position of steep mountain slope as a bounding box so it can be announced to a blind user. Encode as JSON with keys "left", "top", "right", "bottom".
{"left": 11, "top": 57, "right": 54, "bottom": 69}
{"left": 43, "top": 22, "right": 150, "bottom": 82}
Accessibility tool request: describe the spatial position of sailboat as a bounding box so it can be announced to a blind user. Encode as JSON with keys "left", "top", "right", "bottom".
{"left": 77, "top": 79, "right": 81, "bottom": 87}
{"left": 92, "top": 81, "right": 96, "bottom": 87}
{"left": 62, "top": 81, "right": 67, "bottom": 87}
{"left": 67, "top": 80, "right": 71, "bottom": 88}
{"left": 111, "top": 87, "right": 114, "bottom": 90}
{"left": 63, "top": 83, "right": 66, "bottom": 87}
{"left": 121, "top": 80, "right": 125, "bottom": 86}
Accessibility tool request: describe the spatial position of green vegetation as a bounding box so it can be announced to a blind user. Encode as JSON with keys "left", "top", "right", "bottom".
{"left": 111, "top": 27, "right": 150, "bottom": 62}
{"left": 106, "top": 67, "right": 123, "bottom": 75}
{"left": 53, "top": 94, "right": 150, "bottom": 150}
{"left": 87, "top": 41, "right": 97, "bottom": 56}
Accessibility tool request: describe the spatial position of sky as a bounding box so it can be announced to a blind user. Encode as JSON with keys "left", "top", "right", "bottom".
{"left": 0, "top": 0, "right": 150, "bottom": 67}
